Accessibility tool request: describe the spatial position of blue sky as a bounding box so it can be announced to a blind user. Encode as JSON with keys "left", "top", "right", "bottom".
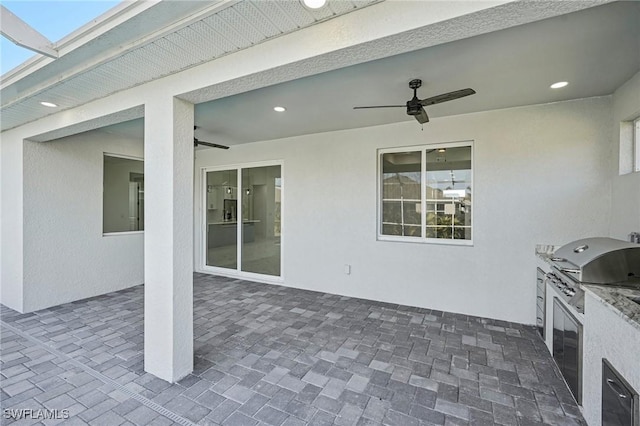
{"left": 1, "top": 1, "right": 121, "bottom": 75}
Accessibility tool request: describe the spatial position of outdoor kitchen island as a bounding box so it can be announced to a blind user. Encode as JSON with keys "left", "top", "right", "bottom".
{"left": 581, "top": 283, "right": 640, "bottom": 426}
{"left": 536, "top": 240, "right": 640, "bottom": 426}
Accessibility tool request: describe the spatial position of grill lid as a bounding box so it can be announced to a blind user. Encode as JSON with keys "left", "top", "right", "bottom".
{"left": 551, "top": 237, "right": 640, "bottom": 284}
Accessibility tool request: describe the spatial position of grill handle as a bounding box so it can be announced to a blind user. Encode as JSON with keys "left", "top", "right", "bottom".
{"left": 559, "top": 267, "right": 580, "bottom": 274}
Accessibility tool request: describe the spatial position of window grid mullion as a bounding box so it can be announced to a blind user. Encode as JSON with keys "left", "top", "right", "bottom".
{"left": 635, "top": 117, "right": 640, "bottom": 172}
{"left": 421, "top": 149, "right": 426, "bottom": 239}
{"left": 236, "top": 167, "right": 242, "bottom": 272}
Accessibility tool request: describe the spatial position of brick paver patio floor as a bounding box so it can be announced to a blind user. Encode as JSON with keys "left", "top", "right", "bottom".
{"left": 1, "top": 274, "right": 585, "bottom": 425}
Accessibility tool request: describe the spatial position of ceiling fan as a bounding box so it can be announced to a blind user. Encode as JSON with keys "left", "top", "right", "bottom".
{"left": 193, "top": 126, "right": 229, "bottom": 149}
{"left": 194, "top": 138, "right": 229, "bottom": 150}
{"left": 353, "top": 79, "right": 476, "bottom": 124}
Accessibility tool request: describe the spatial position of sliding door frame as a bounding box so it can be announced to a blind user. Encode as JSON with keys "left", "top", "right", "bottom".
{"left": 200, "top": 160, "right": 284, "bottom": 284}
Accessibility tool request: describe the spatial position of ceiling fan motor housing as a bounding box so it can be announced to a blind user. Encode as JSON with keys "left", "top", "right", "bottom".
{"left": 406, "top": 79, "right": 423, "bottom": 115}
{"left": 406, "top": 100, "right": 423, "bottom": 116}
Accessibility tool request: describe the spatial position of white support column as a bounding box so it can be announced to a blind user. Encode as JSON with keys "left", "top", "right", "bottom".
{"left": 143, "top": 96, "right": 194, "bottom": 382}
{"left": 0, "top": 131, "right": 25, "bottom": 312}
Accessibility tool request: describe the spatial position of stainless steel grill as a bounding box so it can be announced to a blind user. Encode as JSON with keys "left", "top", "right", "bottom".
{"left": 549, "top": 237, "right": 640, "bottom": 285}
{"left": 543, "top": 237, "right": 640, "bottom": 411}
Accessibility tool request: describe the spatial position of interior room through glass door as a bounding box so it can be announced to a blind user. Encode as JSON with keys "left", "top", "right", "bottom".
{"left": 205, "top": 169, "right": 238, "bottom": 270}
{"left": 241, "top": 165, "right": 281, "bottom": 276}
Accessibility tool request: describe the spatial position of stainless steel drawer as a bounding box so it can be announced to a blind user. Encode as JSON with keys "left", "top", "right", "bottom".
{"left": 602, "top": 359, "right": 639, "bottom": 426}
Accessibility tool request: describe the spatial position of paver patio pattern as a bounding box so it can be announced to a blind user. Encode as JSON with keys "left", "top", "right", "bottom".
{"left": 1, "top": 274, "right": 585, "bottom": 425}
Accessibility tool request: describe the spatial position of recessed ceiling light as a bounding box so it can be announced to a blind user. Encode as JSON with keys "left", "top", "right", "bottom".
{"left": 302, "top": 0, "right": 326, "bottom": 9}
{"left": 273, "top": 106, "right": 286, "bottom": 112}
{"left": 550, "top": 81, "right": 569, "bottom": 89}
{"left": 40, "top": 101, "right": 58, "bottom": 107}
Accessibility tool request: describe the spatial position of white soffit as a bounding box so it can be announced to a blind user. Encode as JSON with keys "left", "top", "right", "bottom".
{"left": 0, "top": 0, "right": 382, "bottom": 132}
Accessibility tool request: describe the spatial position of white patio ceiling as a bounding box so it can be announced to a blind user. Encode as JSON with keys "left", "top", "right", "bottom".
{"left": 2, "top": 0, "right": 638, "bottom": 145}
{"left": 190, "top": 0, "right": 640, "bottom": 145}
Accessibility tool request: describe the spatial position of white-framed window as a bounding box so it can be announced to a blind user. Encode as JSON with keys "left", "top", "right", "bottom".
{"left": 634, "top": 117, "right": 640, "bottom": 172}
{"left": 378, "top": 141, "right": 473, "bottom": 245}
{"left": 103, "top": 153, "right": 144, "bottom": 234}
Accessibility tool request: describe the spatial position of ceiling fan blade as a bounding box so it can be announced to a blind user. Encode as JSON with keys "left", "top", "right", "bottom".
{"left": 194, "top": 138, "right": 229, "bottom": 150}
{"left": 420, "top": 88, "right": 476, "bottom": 106}
{"left": 414, "top": 107, "right": 429, "bottom": 124}
{"left": 353, "top": 105, "right": 405, "bottom": 109}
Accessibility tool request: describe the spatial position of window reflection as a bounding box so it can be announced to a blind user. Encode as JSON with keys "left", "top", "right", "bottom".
{"left": 103, "top": 155, "right": 144, "bottom": 233}
{"left": 205, "top": 165, "right": 282, "bottom": 276}
{"left": 379, "top": 144, "right": 472, "bottom": 242}
{"left": 241, "top": 166, "right": 281, "bottom": 276}
{"left": 381, "top": 151, "right": 421, "bottom": 237}
{"left": 425, "top": 146, "right": 472, "bottom": 240}
{"left": 206, "top": 169, "right": 238, "bottom": 269}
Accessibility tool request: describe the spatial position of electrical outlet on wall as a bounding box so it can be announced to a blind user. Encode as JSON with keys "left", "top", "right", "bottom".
{"left": 344, "top": 264, "right": 351, "bottom": 275}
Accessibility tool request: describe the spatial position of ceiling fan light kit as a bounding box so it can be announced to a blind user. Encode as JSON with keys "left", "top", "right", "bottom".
{"left": 354, "top": 78, "right": 476, "bottom": 125}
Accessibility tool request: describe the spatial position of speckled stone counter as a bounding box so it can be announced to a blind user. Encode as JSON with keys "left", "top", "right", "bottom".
{"left": 582, "top": 284, "right": 640, "bottom": 331}
{"left": 534, "top": 245, "right": 558, "bottom": 272}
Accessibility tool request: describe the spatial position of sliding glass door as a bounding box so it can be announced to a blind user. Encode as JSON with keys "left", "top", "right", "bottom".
{"left": 241, "top": 166, "right": 281, "bottom": 276}
{"left": 205, "top": 169, "right": 238, "bottom": 270}
{"left": 205, "top": 164, "right": 282, "bottom": 278}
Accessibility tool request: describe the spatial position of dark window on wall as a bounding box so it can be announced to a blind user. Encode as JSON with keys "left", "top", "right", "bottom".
{"left": 103, "top": 154, "right": 144, "bottom": 234}
{"left": 379, "top": 143, "right": 472, "bottom": 244}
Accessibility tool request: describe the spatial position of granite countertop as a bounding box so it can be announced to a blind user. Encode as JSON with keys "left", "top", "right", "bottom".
{"left": 535, "top": 246, "right": 558, "bottom": 270}
{"left": 582, "top": 284, "right": 640, "bottom": 331}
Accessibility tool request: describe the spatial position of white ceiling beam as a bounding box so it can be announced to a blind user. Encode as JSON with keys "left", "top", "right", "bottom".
{"left": 0, "top": 5, "right": 58, "bottom": 58}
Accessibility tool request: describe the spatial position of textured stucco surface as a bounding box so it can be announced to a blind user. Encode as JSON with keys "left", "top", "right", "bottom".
{"left": 5, "top": 1, "right": 612, "bottom": 143}
{"left": 583, "top": 290, "right": 640, "bottom": 426}
{"left": 194, "top": 96, "right": 613, "bottom": 325}
{"left": 0, "top": 0, "right": 626, "bottom": 328}
{"left": 28, "top": 105, "right": 144, "bottom": 143}
{"left": 22, "top": 130, "right": 144, "bottom": 312}
{"left": 179, "top": 0, "right": 612, "bottom": 106}
{"left": 610, "top": 71, "right": 640, "bottom": 241}
{"left": 0, "top": 132, "right": 24, "bottom": 311}
{"left": 143, "top": 96, "right": 194, "bottom": 382}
